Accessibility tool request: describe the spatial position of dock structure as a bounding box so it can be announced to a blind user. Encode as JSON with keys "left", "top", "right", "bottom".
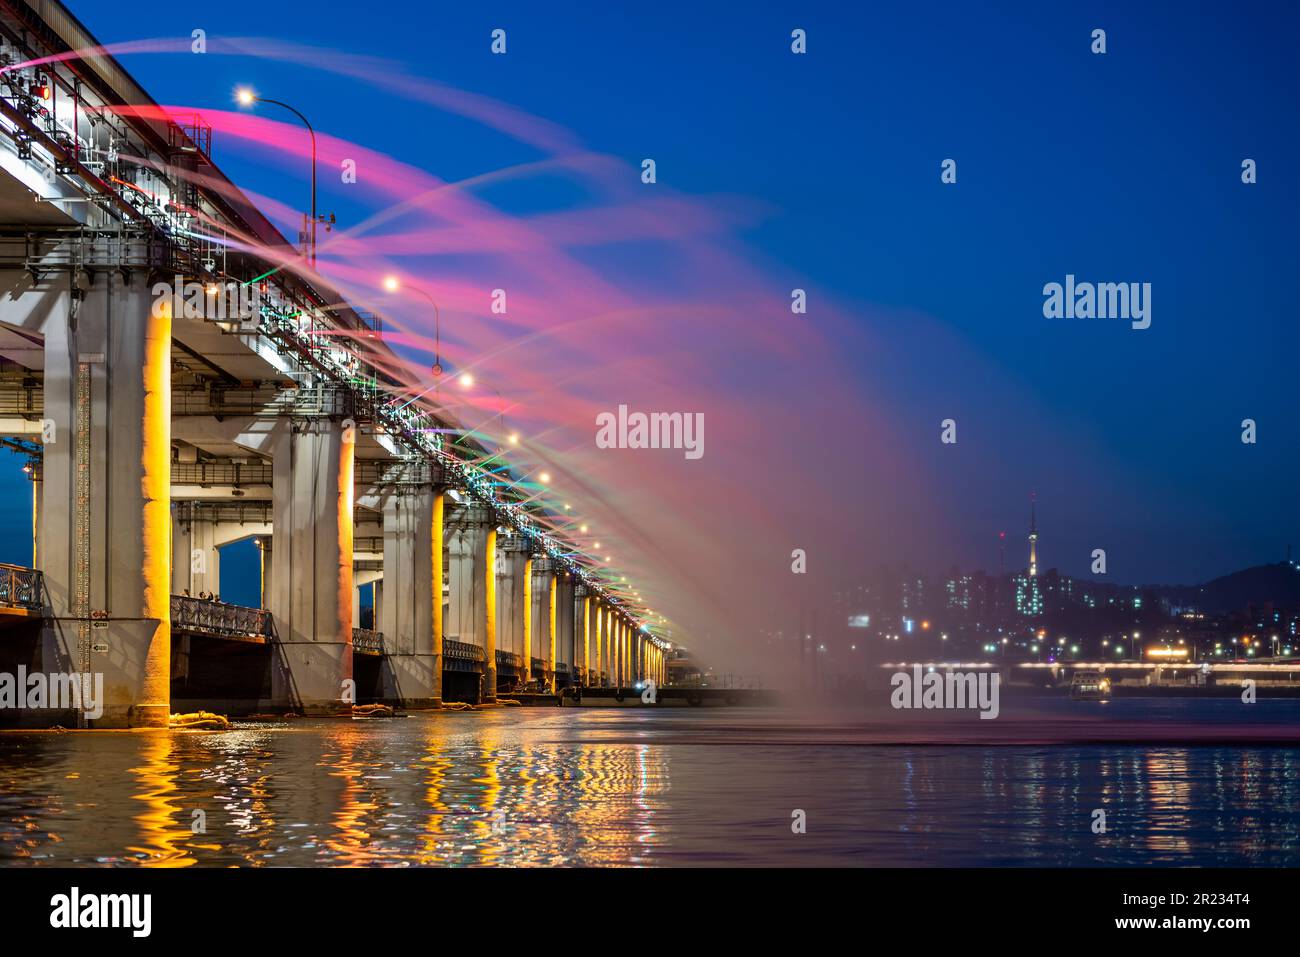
{"left": 0, "top": 0, "right": 669, "bottom": 726}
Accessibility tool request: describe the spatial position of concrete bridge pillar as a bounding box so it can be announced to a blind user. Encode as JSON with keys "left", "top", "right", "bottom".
{"left": 575, "top": 586, "right": 589, "bottom": 686}
{"left": 35, "top": 272, "right": 171, "bottom": 728}
{"left": 616, "top": 619, "right": 625, "bottom": 686}
{"left": 619, "top": 617, "right": 627, "bottom": 686}
{"left": 378, "top": 484, "right": 440, "bottom": 708}
{"left": 593, "top": 602, "right": 606, "bottom": 686}
{"left": 529, "top": 557, "right": 555, "bottom": 692}
{"left": 495, "top": 534, "right": 530, "bottom": 693}
{"left": 269, "top": 419, "right": 354, "bottom": 714}
{"left": 619, "top": 619, "right": 628, "bottom": 686}
{"left": 600, "top": 605, "right": 611, "bottom": 687}
{"left": 554, "top": 571, "right": 575, "bottom": 686}
{"left": 171, "top": 505, "right": 220, "bottom": 598}
{"left": 612, "top": 614, "right": 621, "bottom": 686}
{"left": 447, "top": 503, "right": 494, "bottom": 702}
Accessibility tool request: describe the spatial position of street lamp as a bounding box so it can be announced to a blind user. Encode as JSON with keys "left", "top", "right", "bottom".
{"left": 453, "top": 372, "right": 512, "bottom": 451}
{"left": 236, "top": 88, "right": 333, "bottom": 268}
{"left": 382, "top": 275, "right": 443, "bottom": 376}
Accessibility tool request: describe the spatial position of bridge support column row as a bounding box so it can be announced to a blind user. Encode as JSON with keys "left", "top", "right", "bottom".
{"left": 35, "top": 273, "right": 171, "bottom": 728}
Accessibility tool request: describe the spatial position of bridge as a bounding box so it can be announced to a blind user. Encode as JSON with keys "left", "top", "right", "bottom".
{"left": 0, "top": 1, "right": 669, "bottom": 726}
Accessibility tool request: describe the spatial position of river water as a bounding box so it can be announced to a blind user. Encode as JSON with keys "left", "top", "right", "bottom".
{"left": 1, "top": 699, "right": 1298, "bottom": 866}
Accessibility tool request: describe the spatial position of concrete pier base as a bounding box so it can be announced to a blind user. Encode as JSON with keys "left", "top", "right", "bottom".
{"left": 378, "top": 481, "right": 439, "bottom": 708}
{"left": 269, "top": 419, "right": 354, "bottom": 714}
{"left": 33, "top": 272, "right": 171, "bottom": 728}
{"left": 447, "top": 503, "right": 493, "bottom": 702}
{"left": 495, "top": 534, "right": 529, "bottom": 693}
{"left": 530, "top": 557, "right": 555, "bottom": 692}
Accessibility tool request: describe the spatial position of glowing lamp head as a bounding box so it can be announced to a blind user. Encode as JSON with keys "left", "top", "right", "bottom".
{"left": 508, "top": 433, "right": 519, "bottom": 445}
{"left": 235, "top": 88, "right": 256, "bottom": 107}
{"left": 458, "top": 373, "right": 474, "bottom": 388}
{"left": 382, "top": 275, "right": 400, "bottom": 292}
{"left": 538, "top": 471, "right": 551, "bottom": 484}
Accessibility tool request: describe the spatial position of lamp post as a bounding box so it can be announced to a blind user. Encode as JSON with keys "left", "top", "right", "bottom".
{"left": 237, "top": 88, "right": 330, "bottom": 268}
{"left": 383, "top": 275, "right": 443, "bottom": 376}
{"left": 453, "top": 369, "right": 509, "bottom": 452}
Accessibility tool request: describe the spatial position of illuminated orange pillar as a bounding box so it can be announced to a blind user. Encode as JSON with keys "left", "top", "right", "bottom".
{"left": 547, "top": 567, "right": 557, "bottom": 693}
{"left": 138, "top": 283, "right": 172, "bottom": 727}
{"left": 40, "top": 273, "right": 171, "bottom": 727}
{"left": 617, "top": 620, "right": 625, "bottom": 686}
{"left": 595, "top": 604, "right": 605, "bottom": 684}
{"left": 580, "top": 592, "right": 590, "bottom": 685}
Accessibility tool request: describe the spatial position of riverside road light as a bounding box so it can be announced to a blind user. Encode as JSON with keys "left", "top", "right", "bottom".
{"left": 236, "top": 86, "right": 328, "bottom": 268}
{"left": 383, "top": 274, "right": 442, "bottom": 373}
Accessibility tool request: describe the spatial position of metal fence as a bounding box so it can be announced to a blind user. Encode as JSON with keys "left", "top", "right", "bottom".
{"left": 444, "top": 639, "right": 484, "bottom": 662}
{"left": 170, "top": 595, "right": 270, "bottom": 638}
{"left": 0, "top": 564, "right": 42, "bottom": 610}
{"left": 352, "top": 628, "right": 384, "bottom": 655}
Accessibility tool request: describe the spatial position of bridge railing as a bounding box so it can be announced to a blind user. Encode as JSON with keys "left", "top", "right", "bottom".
{"left": 0, "top": 564, "right": 42, "bottom": 611}
{"left": 496, "top": 650, "right": 522, "bottom": 671}
{"left": 170, "top": 595, "right": 270, "bottom": 638}
{"left": 352, "top": 628, "right": 384, "bottom": 655}
{"left": 443, "top": 639, "right": 484, "bottom": 662}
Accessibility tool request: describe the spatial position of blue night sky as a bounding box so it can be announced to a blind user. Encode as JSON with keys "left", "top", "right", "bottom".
{"left": 5, "top": 1, "right": 1298, "bottom": 602}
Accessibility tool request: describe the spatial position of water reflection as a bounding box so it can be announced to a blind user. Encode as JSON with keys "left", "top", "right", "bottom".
{"left": 126, "top": 733, "right": 194, "bottom": 866}
{"left": 0, "top": 706, "right": 1296, "bottom": 866}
